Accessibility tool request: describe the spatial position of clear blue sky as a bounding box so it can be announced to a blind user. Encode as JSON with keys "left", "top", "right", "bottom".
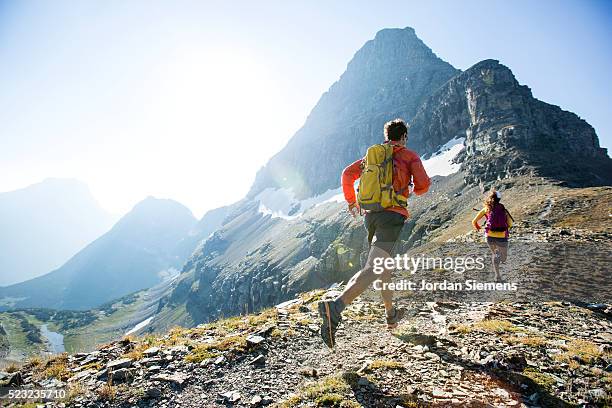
{"left": 1, "top": 0, "right": 610, "bottom": 217}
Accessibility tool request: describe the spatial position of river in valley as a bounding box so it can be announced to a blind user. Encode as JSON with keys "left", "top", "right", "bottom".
{"left": 40, "top": 324, "right": 65, "bottom": 354}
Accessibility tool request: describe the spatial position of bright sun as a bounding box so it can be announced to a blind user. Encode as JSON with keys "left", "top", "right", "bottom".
{"left": 87, "top": 44, "right": 298, "bottom": 217}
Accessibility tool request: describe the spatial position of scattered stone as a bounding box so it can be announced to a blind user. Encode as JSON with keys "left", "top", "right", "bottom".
{"left": 275, "top": 298, "right": 302, "bottom": 309}
{"left": 250, "top": 355, "right": 266, "bottom": 367}
{"left": 69, "top": 369, "right": 96, "bottom": 382}
{"left": 150, "top": 372, "right": 190, "bottom": 386}
{"left": 106, "top": 358, "right": 133, "bottom": 370}
{"left": 143, "top": 346, "right": 160, "bottom": 357}
{"left": 357, "top": 377, "right": 370, "bottom": 386}
{"left": 220, "top": 390, "right": 241, "bottom": 403}
{"left": 424, "top": 352, "right": 441, "bottom": 362}
{"left": 110, "top": 368, "right": 131, "bottom": 382}
{"left": 297, "top": 366, "right": 317, "bottom": 377}
{"left": 250, "top": 395, "right": 263, "bottom": 406}
{"left": 145, "top": 387, "right": 162, "bottom": 399}
{"left": 4, "top": 372, "right": 23, "bottom": 386}
{"left": 141, "top": 357, "right": 164, "bottom": 366}
{"left": 169, "top": 345, "right": 189, "bottom": 355}
{"left": 246, "top": 334, "right": 265, "bottom": 347}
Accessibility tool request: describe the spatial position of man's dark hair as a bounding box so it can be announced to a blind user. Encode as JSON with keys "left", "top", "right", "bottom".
{"left": 384, "top": 118, "right": 408, "bottom": 141}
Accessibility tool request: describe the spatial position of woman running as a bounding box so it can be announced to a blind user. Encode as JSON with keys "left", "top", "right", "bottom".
{"left": 472, "top": 190, "right": 513, "bottom": 281}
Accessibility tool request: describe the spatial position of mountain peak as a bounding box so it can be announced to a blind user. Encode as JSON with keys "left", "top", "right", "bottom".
{"left": 118, "top": 197, "right": 196, "bottom": 229}
{"left": 373, "top": 26, "right": 416, "bottom": 39}
{"left": 131, "top": 196, "right": 193, "bottom": 214}
{"left": 248, "top": 27, "right": 459, "bottom": 199}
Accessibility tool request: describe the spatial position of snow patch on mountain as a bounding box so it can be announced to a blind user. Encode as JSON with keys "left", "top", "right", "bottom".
{"left": 256, "top": 187, "right": 343, "bottom": 220}
{"left": 124, "top": 316, "right": 154, "bottom": 336}
{"left": 422, "top": 137, "right": 465, "bottom": 177}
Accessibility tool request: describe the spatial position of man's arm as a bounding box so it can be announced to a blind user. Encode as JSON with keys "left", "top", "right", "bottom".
{"left": 341, "top": 159, "right": 363, "bottom": 205}
{"left": 410, "top": 158, "right": 431, "bottom": 196}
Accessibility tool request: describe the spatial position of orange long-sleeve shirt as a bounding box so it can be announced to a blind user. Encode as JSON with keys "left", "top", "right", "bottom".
{"left": 341, "top": 143, "right": 431, "bottom": 218}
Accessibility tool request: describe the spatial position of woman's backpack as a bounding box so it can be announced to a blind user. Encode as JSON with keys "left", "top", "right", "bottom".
{"left": 486, "top": 203, "right": 511, "bottom": 232}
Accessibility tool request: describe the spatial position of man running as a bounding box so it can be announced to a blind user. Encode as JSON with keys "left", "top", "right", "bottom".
{"left": 318, "top": 118, "right": 431, "bottom": 348}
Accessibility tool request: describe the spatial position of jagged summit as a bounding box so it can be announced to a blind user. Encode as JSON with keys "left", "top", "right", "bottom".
{"left": 249, "top": 27, "right": 459, "bottom": 199}
{"left": 409, "top": 57, "right": 611, "bottom": 187}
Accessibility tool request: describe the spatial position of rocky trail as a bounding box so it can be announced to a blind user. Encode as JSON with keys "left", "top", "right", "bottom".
{"left": 2, "top": 288, "right": 610, "bottom": 408}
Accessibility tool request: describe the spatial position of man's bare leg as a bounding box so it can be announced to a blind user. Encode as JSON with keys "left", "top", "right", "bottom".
{"left": 379, "top": 263, "right": 393, "bottom": 316}
{"left": 338, "top": 245, "right": 391, "bottom": 306}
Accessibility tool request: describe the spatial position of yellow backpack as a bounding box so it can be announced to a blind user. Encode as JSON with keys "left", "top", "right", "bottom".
{"left": 357, "top": 144, "right": 407, "bottom": 211}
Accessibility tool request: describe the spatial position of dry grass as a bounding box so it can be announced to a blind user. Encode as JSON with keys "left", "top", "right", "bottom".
{"left": 522, "top": 367, "right": 557, "bottom": 391}
{"left": 184, "top": 344, "right": 218, "bottom": 363}
{"left": 271, "top": 327, "right": 297, "bottom": 339}
{"left": 555, "top": 339, "right": 605, "bottom": 364}
{"left": 34, "top": 353, "right": 70, "bottom": 381}
{"left": 504, "top": 335, "right": 547, "bottom": 347}
{"left": 278, "top": 374, "right": 356, "bottom": 407}
{"left": 26, "top": 355, "right": 43, "bottom": 368}
{"left": 64, "top": 382, "right": 88, "bottom": 403}
{"left": 182, "top": 334, "right": 247, "bottom": 363}
{"left": 300, "top": 289, "right": 326, "bottom": 304}
{"left": 98, "top": 381, "right": 116, "bottom": 401}
{"left": 550, "top": 188, "right": 612, "bottom": 231}
{"left": 209, "top": 335, "right": 247, "bottom": 351}
{"left": 452, "top": 324, "right": 473, "bottom": 334}
{"left": 5, "top": 362, "right": 20, "bottom": 373}
{"left": 270, "top": 328, "right": 283, "bottom": 338}
{"left": 194, "top": 308, "right": 278, "bottom": 335}
{"left": 122, "top": 341, "right": 151, "bottom": 361}
{"left": 368, "top": 359, "right": 404, "bottom": 371}
{"left": 162, "top": 326, "right": 191, "bottom": 346}
{"left": 457, "top": 319, "right": 523, "bottom": 334}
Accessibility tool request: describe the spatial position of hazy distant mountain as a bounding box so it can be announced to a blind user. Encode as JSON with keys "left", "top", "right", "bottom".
{"left": 0, "top": 197, "right": 198, "bottom": 310}
{"left": 0, "top": 178, "right": 116, "bottom": 286}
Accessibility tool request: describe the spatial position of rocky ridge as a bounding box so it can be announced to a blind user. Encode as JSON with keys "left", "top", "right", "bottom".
{"left": 409, "top": 60, "right": 611, "bottom": 187}
{"left": 151, "top": 174, "right": 611, "bottom": 330}
{"left": 2, "top": 289, "right": 610, "bottom": 407}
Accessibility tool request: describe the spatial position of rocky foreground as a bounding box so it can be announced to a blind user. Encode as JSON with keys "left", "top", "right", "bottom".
{"left": 1, "top": 289, "right": 610, "bottom": 408}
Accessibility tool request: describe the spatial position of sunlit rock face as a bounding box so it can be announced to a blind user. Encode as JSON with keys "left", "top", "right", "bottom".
{"left": 248, "top": 27, "right": 459, "bottom": 200}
